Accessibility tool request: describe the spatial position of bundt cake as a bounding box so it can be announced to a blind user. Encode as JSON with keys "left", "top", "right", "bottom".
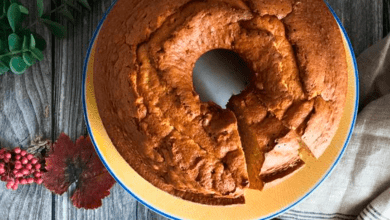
{"left": 94, "top": 0, "right": 348, "bottom": 205}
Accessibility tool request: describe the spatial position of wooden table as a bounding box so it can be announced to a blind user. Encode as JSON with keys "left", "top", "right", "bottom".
{"left": 0, "top": 0, "right": 388, "bottom": 219}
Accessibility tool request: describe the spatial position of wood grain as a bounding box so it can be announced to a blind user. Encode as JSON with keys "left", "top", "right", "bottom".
{"left": 327, "top": 0, "right": 383, "bottom": 56}
{"left": 0, "top": 0, "right": 53, "bottom": 219}
{"left": 52, "top": 1, "right": 146, "bottom": 220}
{"left": 0, "top": 0, "right": 388, "bottom": 219}
{"left": 53, "top": 1, "right": 386, "bottom": 219}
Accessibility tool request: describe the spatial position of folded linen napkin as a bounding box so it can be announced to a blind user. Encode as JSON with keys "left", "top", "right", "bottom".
{"left": 279, "top": 35, "right": 390, "bottom": 220}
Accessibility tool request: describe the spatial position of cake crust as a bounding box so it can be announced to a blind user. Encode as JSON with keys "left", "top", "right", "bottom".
{"left": 94, "top": 0, "right": 348, "bottom": 205}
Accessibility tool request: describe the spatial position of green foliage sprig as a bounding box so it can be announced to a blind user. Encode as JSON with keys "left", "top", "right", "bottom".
{"left": 0, "top": 0, "right": 97, "bottom": 75}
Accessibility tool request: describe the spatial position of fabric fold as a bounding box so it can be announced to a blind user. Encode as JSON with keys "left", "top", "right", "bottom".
{"left": 280, "top": 35, "right": 390, "bottom": 219}
{"left": 358, "top": 187, "right": 390, "bottom": 220}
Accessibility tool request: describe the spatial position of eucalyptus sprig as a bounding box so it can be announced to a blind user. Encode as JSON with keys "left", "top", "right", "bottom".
{"left": 0, "top": 0, "right": 97, "bottom": 75}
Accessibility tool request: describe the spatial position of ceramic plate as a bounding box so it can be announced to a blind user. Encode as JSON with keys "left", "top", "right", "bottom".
{"left": 82, "top": 1, "right": 359, "bottom": 219}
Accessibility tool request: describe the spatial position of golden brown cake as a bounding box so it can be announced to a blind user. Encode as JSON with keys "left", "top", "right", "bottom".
{"left": 93, "top": 0, "right": 348, "bottom": 205}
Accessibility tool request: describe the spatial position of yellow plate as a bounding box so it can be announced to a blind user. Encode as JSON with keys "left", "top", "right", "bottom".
{"left": 82, "top": 1, "right": 359, "bottom": 219}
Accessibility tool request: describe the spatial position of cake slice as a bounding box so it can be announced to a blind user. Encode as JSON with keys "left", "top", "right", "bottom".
{"left": 227, "top": 90, "right": 307, "bottom": 189}
{"left": 260, "top": 130, "right": 305, "bottom": 188}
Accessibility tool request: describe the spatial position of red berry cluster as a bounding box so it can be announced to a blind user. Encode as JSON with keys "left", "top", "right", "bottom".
{"left": 0, "top": 147, "right": 43, "bottom": 190}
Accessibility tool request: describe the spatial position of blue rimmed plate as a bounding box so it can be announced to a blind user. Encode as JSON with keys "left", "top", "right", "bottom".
{"left": 82, "top": 1, "right": 359, "bottom": 219}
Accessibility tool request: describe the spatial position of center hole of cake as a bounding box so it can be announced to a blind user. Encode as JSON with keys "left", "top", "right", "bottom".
{"left": 192, "top": 49, "right": 252, "bottom": 108}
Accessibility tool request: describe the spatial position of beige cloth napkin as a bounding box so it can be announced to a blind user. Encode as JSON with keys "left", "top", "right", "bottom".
{"left": 279, "top": 35, "right": 390, "bottom": 220}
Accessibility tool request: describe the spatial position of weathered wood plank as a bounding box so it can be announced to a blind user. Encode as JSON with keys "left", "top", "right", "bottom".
{"left": 327, "top": 0, "right": 383, "bottom": 56}
{"left": 55, "top": 184, "right": 138, "bottom": 220}
{"left": 137, "top": 202, "right": 170, "bottom": 220}
{"left": 0, "top": 0, "right": 385, "bottom": 219}
{"left": 0, "top": 0, "right": 53, "bottom": 219}
{"left": 52, "top": 1, "right": 141, "bottom": 219}
{"left": 54, "top": 1, "right": 385, "bottom": 220}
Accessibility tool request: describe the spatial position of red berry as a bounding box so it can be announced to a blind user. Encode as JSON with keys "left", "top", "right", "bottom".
{"left": 0, "top": 162, "right": 5, "bottom": 167}
{"left": 35, "top": 164, "right": 41, "bottom": 170}
{"left": 26, "top": 154, "right": 33, "bottom": 160}
{"left": 6, "top": 182, "right": 13, "bottom": 189}
{"left": 13, "top": 148, "right": 21, "bottom": 154}
{"left": 34, "top": 172, "right": 42, "bottom": 178}
{"left": 35, "top": 178, "right": 43, "bottom": 184}
{"left": 15, "top": 173, "right": 23, "bottom": 178}
{"left": 15, "top": 155, "right": 21, "bottom": 160}
{"left": 20, "top": 150, "right": 27, "bottom": 156}
{"left": 20, "top": 178, "right": 27, "bottom": 185}
{"left": 21, "top": 157, "right": 28, "bottom": 164}
{"left": 26, "top": 164, "right": 32, "bottom": 170}
{"left": 12, "top": 183, "right": 18, "bottom": 190}
{"left": 0, "top": 155, "right": 3, "bottom": 159}
{"left": 1, "top": 176, "right": 7, "bottom": 181}
{"left": 27, "top": 178, "right": 34, "bottom": 184}
{"left": 22, "top": 169, "right": 29, "bottom": 175}
{"left": 31, "top": 158, "right": 38, "bottom": 164}
{"left": 12, "top": 169, "right": 18, "bottom": 175}
{"left": 5, "top": 153, "right": 11, "bottom": 159}
{"left": 14, "top": 163, "right": 22, "bottom": 170}
{"left": 0, "top": 168, "right": 5, "bottom": 174}
{"left": 3, "top": 158, "right": 9, "bottom": 163}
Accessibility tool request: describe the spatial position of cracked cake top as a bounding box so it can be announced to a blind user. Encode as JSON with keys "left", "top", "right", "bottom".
{"left": 94, "top": 0, "right": 347, "bottom": 205}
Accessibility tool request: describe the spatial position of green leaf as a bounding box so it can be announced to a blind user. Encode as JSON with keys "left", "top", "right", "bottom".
{"left": 9, "top": 56, "right": 27, "bottom": 74}
{"left": 30, "top": 34, "right": 36, "bottom": 49}
{"left": 0, "top": 60, "right": 10, "bottom": 75}
{"left": 77, "top": 0, "right": 91, "bottom": 10}
{"left": 37, "top": 0, "right": 44, "bottom": 17}
{"left": 41, "top": 18, "right": 67, "bottom": 38}
{"left": 3, "top": 1, "right": 10, "bottom": 15}
{"left": 31, "top": 33, "right": 46, "bottom": 51}
{"left": 23, "top": 52, "right": 36, "bottom": 66}
{"left": 41, "top": 14, "right": 50, "bottom": 20}
{"left": 1, "top": 56, "right": 11, "bottom": 67}
{"left": 30, "top": 47, "right": 44, "bottom": 61}
{"left": 18, "top": 29, "right": 32, "bottom": 46}
{"left": 7, "top": 3, "right": 22, "bottom": 32}
{"left": 59, "top": 6, "right": 75, "bottom": 23}
{"left": 22, "top": 35, "right": 28, "bottom": 50}
{"left": 8, "top": 33, "right": 22, "bottom": 52}
{"left": 19, "top": 5, "right": 28, "bottom": 14}
{"left": 65, "top": 1, "right": 81, "bottom": 13}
